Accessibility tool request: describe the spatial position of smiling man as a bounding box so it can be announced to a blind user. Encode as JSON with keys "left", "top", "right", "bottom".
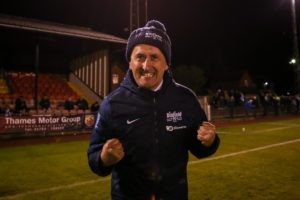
{"left": 130, "top": 44, "right": 168, "bottom": 91}
{"left": 87, "top": 20, "right": 220, "bottom": 200}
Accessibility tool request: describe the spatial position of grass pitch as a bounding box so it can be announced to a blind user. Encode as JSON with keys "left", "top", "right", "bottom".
{"left": 0, "top": 117, "right": 300, "bottom": 200}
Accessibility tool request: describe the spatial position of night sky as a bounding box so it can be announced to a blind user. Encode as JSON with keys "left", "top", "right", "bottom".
{"left": 1, "top": 0, "right": 299, "bottom": 94}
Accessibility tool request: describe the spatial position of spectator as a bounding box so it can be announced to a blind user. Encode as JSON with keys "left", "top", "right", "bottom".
{"left": 39, "top": 95, "right": 51, "bottom": 110}
{"left": 252, "top": 96, "right": 259, "bottom": 117}
{"left": 273, "top": 93, "right": 280, "bottom": 116}
{"left": 90, "top": 101, "right": 100, "bottom": 113}
{"left": 64, "top": 97, "right": 74, "bottom": 111}
{"left": 15, "top": 96, "right": 28, "bottom": 114}
{"left": 4, "top": 104, "right": 13, "bottom": 116}
{"left": 75, "top": 97, "right": 89, "bottom": 110}
{"left": 244, "top": 98, "right": 254, "bottom": 117}
{"left": 259, "top": 91, "right": 268, "bottom": 116}
{"left": 227, "top": 94, "right": 235, "bottom": 118}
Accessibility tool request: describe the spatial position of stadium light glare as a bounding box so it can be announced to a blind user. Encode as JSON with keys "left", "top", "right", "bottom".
{"left": 289, "top": 58, "right": 296, "bottom": 64}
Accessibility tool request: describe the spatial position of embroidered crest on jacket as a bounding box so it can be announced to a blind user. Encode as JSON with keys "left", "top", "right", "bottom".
{"left": 166, "top": 111, "right": 182, "bottom": 123}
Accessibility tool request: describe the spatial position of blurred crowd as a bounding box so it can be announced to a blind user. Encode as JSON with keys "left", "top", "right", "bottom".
{"left": 209, "top": 89, "right": 300, "bottom": 118}
{"left": 2, "top": 85, "right": 300, "bottom": 119}
{"left": 0, "top": 95, "right": 100, "bottom": 117}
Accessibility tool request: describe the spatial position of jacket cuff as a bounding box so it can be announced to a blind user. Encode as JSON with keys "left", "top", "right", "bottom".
{"left": 209, "top": 134, "right": 220, "bottom": 151}
{"left": 89, "top": 150, "right": 113, "bottom": 176}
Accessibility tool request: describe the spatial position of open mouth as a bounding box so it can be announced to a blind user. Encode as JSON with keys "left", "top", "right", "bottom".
{"left": 141, "top": 71, "right": 155, "bottom": 78}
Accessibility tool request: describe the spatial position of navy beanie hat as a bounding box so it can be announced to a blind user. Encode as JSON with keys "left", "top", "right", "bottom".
{"left": 126, "top": 20, "right": 172, "bottom": 66}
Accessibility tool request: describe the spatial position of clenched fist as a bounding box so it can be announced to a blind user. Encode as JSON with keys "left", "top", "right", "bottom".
{"left": 101, "top": 138, "right": 125, "bottom": 167}
{"left": 197, "top": 121, "right": 216, "bottom": 147}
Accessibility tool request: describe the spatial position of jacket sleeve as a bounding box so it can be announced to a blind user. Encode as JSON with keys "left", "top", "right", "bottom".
{"left": 87, "top": 99, "right": 113, "bottom": 176}
{"left": 188, "top": 97, "right": 220, "bottom": 158}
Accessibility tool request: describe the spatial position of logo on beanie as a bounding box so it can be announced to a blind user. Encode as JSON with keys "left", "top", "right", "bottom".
{"left": 126, "top": 20, "right": 171, "bottom": 65}
{"left": 145, "top": 32, "right": 162, "bottom": 42}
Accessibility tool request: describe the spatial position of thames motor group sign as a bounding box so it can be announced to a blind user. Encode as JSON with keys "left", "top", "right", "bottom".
{"left": 0, "top": 115, "right": 95, "bottom": 134}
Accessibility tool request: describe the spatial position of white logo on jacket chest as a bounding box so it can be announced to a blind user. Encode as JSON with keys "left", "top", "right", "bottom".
{"left": 126, "top": 118, "right": 140, "bottom": 124}
{"left": 166, "top": 125, "right": 187, "bottom": 132}
{"left": 166, "top": 111, "right": 182, "bottom": 123}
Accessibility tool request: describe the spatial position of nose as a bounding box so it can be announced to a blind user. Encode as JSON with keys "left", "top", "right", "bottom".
{"left": 142, "top": 57, "right": 152, "bottom": 71}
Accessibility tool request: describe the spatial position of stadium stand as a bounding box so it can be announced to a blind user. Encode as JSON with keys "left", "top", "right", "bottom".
{"left": 0, "top": 71, "right": 94, "bottom": 116}
{"left": 0, "top": 78, "right": 9, "bottom": 94}
{"left": 9, "top": 72, "right": 78, "bottom": 100}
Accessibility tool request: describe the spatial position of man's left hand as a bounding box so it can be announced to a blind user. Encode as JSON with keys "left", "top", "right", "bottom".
{"left": 197, "top": 121, "right": 216, "bottom": 147}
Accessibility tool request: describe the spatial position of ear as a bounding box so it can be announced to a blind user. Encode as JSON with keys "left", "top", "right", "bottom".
{"left": 129, "top": 60, "right": 133, "bottom": 70}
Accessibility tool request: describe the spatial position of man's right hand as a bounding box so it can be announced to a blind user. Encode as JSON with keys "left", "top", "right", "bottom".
{"left": 100, "top": 138, "right": 125, "bottom": 167}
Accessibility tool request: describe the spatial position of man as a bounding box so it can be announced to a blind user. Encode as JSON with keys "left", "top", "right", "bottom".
{"left": 88, "top": 20, "right": 220, "bottom": 200}
{"left": 15, "top": 95, "right": 28, "bottom": 114}
{"left": 39, "top": 94, "right": 51, "bottom": 111}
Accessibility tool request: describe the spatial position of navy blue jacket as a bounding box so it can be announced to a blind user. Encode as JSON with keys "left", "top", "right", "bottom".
{"left": 88, "top": 70, "right": 220, "bottom": 200}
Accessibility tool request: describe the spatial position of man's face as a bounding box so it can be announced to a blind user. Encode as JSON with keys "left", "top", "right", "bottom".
{"left": 129, "top": 44, "right": 168, "bottom": 91}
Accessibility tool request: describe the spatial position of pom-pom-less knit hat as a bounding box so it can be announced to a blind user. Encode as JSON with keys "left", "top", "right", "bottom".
{"left": 126, "top": 20, "right": 172, "bottom": 66}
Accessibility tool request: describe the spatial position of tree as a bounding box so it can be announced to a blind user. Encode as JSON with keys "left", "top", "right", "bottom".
{"left": 171, "top": 65, "right": 206, "bottom": 94}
